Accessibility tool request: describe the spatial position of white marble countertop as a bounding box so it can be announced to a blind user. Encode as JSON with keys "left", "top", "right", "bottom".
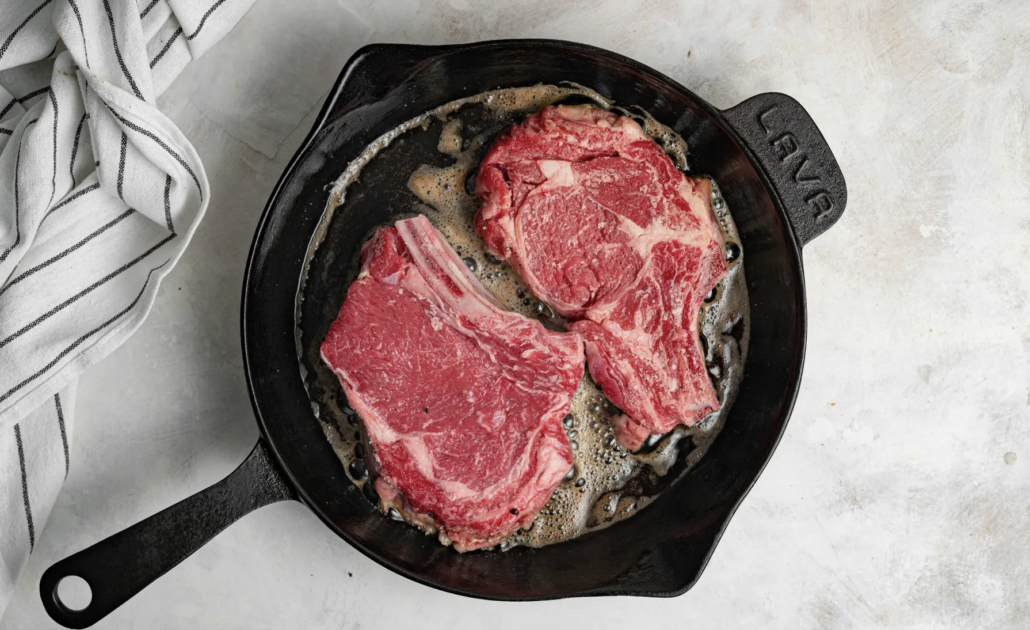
{"left": 4, "top": 0, "right": 1030, "bottom": 627}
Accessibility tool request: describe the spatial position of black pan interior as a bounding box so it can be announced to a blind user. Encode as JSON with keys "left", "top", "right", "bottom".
{"left": 242, "top": 40, "right": 804, "bottom": 599}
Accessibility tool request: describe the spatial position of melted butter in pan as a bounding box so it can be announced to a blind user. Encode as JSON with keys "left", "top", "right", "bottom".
{"left": 303, "top": 83, "right": 750, "bottom": 550}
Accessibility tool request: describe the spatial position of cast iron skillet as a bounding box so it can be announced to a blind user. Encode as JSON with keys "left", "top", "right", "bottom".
{"left": 39, "top": 39, "right": 846, "bottom": 628}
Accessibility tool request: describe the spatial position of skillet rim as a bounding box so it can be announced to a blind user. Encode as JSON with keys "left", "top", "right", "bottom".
{"left": 240, "top": 38, "right": 808, "bottom": 600}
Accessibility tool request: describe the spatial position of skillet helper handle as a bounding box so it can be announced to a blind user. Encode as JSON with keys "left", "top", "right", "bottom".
{"left": 39, "top": 440, "right": 296, "bottom": 629}
{"left": 722, "top": 92, "right": 847, "bottom": 246}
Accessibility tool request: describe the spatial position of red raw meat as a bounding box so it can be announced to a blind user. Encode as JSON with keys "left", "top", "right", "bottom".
{"left": 475, "top": 105, "right": 727, "bottom": 450}
{"left": 320, "top": 215, "right": 583, "bottom": 551}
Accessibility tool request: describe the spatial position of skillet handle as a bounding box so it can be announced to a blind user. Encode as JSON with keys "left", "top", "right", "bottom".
{"left": 39, "top": 440, "right": 296, "bottom": 629}
{"left": 722, "top": 93, "right": 847, "bottom": 247}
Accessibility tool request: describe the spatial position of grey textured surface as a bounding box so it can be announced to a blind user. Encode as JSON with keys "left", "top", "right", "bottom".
{"left": 4, "top": 0, "right": 1030, "bottom": 627}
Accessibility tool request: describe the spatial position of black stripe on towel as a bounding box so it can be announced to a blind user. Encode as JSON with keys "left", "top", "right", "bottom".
{"left": 66, "top": 0, "right": 89, "bottom": 67}
{"left": 150, "top": 27, "right": 182, "bottom": 68}
{"left": 14, "top": 424, "right": 35, "bottom": 550}
{"left": 69, "top": 112, "right": 86, "bottom": 184}
{"left": 1, "top": 208, "right": 135, "bottom": 295}
{"left": 0, "top": 259, "right": 171, "bottom": 405}
{"left": 48, "top": 89, "right": 59, "bottom": 208}
{"left": 163, "top": 175, "right": 173, "bottom": 232}
{"left": 43, "top": 182, "right": 100, "bottom": 222}
{"left": 56, "top": 394, "right": 69, "bottom": 478}
{"left": 117, "top": 132, "right": 127, "bottom": 200}
{"left": 0, "top": 100, "right": 16, "bottom": 120}
{"left": 0, "top": 119, "right": 38, "bottom": 266}
{"left": 106, "top": 106, "right": 202, "bottom": 199}
{"left": 186, "top": 0, "right": 226, "bottom": 41}
{"left": 0, "top": 0, "right": 55, "bottom": 61}
{"left": 18, "top": 86, "right": 51, "bottom": 105}
{"left": 0, "top": 86, "right": 51, "bottom": 121}
{"left": 0, "top": 232, "right": 175, "bottom": 351}
{"left": 102, "top": 0, "right": 145, "bottom": 100}
{"left": 140, "top": 0, "right": 160, "bottom": 19}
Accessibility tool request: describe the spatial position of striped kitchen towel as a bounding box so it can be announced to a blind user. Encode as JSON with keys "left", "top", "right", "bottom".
{"left": 0, "top": 0, "right": 255, "bottom": 618}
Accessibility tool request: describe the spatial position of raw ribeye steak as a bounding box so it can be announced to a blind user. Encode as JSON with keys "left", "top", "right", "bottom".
{"left": 320, "top": 215, "right": 583, "bottom": 551}
{"left": 475, "top": 104, "right": 727, "bottom": 451}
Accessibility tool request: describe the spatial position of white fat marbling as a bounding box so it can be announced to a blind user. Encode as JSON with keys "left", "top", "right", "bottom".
{"left": 3, "top": 0, "right": 1029, "bottom": 628}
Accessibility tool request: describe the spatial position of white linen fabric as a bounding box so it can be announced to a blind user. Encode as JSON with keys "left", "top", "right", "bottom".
{"left": 0, "top": 0, "right": 255, "bottom": 617}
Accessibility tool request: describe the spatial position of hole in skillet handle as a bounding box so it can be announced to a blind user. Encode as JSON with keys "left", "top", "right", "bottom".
{"left": 41, "top": 545, "right": 114, "bottom": 629}
{"left": 722, "top": 92, "right": 847, "bottom": 247}
{"left": 38, "top": 440, "right": 296, "bottom": 628}
{"left": 56, "top": 576, "right": 92, "bottom": 611}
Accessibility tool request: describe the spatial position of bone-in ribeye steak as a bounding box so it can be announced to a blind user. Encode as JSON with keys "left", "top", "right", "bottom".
{"left": 320, "top": 215, "right": 583, "bottom": 551}
{"left": 475, "top": 104, "right": 727, "bottom": 451}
